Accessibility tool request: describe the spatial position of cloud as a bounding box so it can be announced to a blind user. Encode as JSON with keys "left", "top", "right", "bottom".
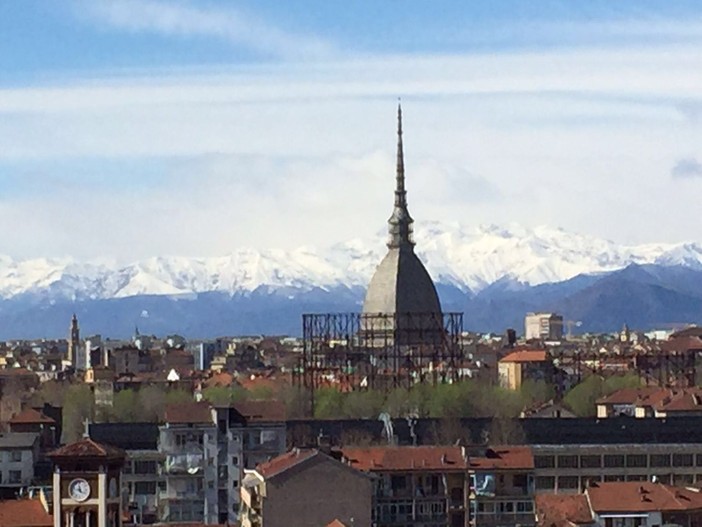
{"left": 671, "top": 157, "right": 702, "bottom": 179}
{"left": 75, "top": 0, "right": 334, "bottom": 60}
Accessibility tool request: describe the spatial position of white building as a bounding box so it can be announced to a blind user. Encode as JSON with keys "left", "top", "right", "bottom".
{"left": 525, "top": 312, "right": 564, "bottom": 341}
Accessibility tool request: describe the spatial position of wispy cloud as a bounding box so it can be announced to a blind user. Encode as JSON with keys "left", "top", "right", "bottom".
{"left": 672, "top": 157, "right": 702, "bottom": 179}
{"left": 75, "top": 0, "right": 335, "bottom": 60}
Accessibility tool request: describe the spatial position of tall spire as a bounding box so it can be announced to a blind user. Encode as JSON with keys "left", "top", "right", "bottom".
{"left": 388, "top": 101, "right": 414, "bottom": 248}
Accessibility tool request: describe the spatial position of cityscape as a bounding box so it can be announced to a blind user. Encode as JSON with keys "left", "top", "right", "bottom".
{"left": 3, "top": 2, "right": 702, "bottom": 527}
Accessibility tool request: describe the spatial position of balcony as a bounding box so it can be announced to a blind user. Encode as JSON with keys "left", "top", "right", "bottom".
{"left": 164, "top": 454, "right": 204, "bottom": 475}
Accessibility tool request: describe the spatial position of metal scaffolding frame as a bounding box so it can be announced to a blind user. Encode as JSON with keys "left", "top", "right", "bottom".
{"left": 293, "top": 312, "right": 466, "bottom": 416}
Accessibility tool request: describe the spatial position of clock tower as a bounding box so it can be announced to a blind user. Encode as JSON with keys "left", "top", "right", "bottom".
{"left": 49, "top": 438, "right": 125, "bottom": 527}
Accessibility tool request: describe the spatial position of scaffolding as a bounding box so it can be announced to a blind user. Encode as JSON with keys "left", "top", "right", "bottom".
{"left": 293, "top": 312, "right": 466, "bottom": 416}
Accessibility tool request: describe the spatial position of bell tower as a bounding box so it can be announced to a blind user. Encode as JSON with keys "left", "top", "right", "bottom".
{"left": 49, "top": 438, "right": 125, "bottom": 527}
{"left": 68, "top": 314, "right": 80, "bottom": 366}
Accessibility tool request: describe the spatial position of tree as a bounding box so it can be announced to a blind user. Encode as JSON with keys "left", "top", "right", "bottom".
{"left": 111, "top": 390, "right": 139, "bottom": 422}
{"left": 313, "top": 388, "right": 345, "bottom": 419}
{"left": 343, "top": 391, "right": 385, "bottom": 419}
{"left": 63, "top": 384, "right": 95, "bottom": 443}
{"left": 485, "top": 417, "right": 526, "bottom": 445}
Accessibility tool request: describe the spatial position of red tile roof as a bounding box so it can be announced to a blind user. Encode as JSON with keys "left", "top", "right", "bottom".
{"left": 596, "top": 387, "right": 659, "bottom": 405}
{"left": 536, "top": 494, "right": 593, "bottom": 527}
{"left": 9, "top": 408, "right": 55, "bottom": 425}
{"left": 341, "top": 446, "right": 466, "bottom": 472}
{"left": 164, "top": 401, "right": 212, "bottom": 424}
{"left": 234, "top": 400, "right": 286, "bottom": 422}
{"left": 256, "top": 448, "right": 319, "bottom": 478}
{"left": 0, "top": 498, "right": 52, "bottom": 527}
{"left": 587, "top": 482, "right": 702, "bottom": 513}
{"left": 327, "top": 520, "right": 349, "bottom": 527}
{"left": 499, "top": 350, "right": 548, "bottom": 363}
{"left": 468, "top": 446, "right": 534, "bottom": 470}
{"left": 49, "top": 438, "right": 125, "bottom": 460}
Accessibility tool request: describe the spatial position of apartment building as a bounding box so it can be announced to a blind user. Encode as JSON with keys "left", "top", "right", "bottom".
{"left": 0, "top": 433, "right": 40, "bottom": 491}
{"left": 159, "top": 400, "right": 287, "bottom": 524}
{"left": 338, "top": 445, "right": 536, "bottom": 527}
{"left": 159, "top": 402, "right": 218, "bottom": 524}
{"left": 240, "top": 448, "right": 373, "bottom": 527}
{"left": 537, "top": 481, "right": 702, "bottom": 527}
{"left": 524, "top": 313, "right": 563, "bottom": 341}
{"left": 468, "top": 446, "right": 535, "bottom": 527}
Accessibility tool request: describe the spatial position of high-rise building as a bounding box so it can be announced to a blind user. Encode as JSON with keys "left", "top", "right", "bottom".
{"left": 524, "top": 312, "right": 563, "bottom": 341}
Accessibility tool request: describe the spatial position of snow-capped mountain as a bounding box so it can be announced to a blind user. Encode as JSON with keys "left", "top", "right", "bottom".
{"left": 2, "top": 221, "right": 702, "bottom": 301}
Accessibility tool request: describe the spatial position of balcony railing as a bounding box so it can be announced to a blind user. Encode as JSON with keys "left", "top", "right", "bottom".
{"left": 164, "top": 454, "right": 204, "bottom": 475}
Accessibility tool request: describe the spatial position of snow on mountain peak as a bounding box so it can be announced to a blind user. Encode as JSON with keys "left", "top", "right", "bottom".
{"left": 1, "top": 223, "right": 701, "bottom": 301}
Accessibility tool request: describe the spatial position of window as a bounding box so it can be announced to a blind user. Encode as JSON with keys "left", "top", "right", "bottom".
{"left": 557, "top": 455, "right": 578, "bottom": 468}
{"left": 8, "top": 471, "right": 21, "bottom": 484}
{"left": 673, "top": 454, "right": 694, "bottom": 467}
{"left": 558, "top": 476, "right": 579, "bottom": 490}
{"left": 674, "top": 474, "right": 695, "bottom": 486}
{"left": 603, "top": 455, "right": 625, "bottom": 468}
{"left": 580, "top": 455, "right": 601, "bottom": 468}
{"left": 232, "top": 456, "right": 239, "bottom": 466}
{"left": 535, "top": 476, "right": 555, "bottom": 491}
{"left": 534, "top": 456, "right": 555, "bottom": 469}
{"left": 497, "top": 502, "right": 514, "bottom": 514}
{"left": 650, "top": 454, "right": 670, "bottom": 467}
{"left": 10, "top": 451, "right": 22, "bottom": 463}
{"left": 517, "top": 501, "right": 534, "bottom": 513}
{"left": 232, "top": 480, "right": 238, "bottom": 488}
{"left": 391, "top": 475, "right": 408, "bottom": 491}
{"left": 626, "top": 454, "right": 647, "bottom": 468}
{"left": 134, "top": 482, "right": 156, "bottom": 495}
{"left": 604, "top": 475, "right": 625, "bottom": 482}
{"left": 133, "top": 460, "right": 157, "bottom": 474}
{"left": 696, "top": 454, "right": 702, "bottom": 467}
{"left": 477, "top": 502, "right": 494, "bottom": 514}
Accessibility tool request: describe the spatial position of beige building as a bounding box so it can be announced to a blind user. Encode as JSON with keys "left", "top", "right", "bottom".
{"left": 240, "top": 449, "right": 373, "bottom": 527}
{"left": 498, "top": 350, "right": 551, "bottom": 391}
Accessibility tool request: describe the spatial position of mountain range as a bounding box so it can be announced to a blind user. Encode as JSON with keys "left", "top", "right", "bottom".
{"left": 2, "top": 222, "right": 702, "bottom": 339}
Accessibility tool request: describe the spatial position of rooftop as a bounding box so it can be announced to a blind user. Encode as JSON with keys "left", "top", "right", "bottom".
{"left": 8, "top": 408, "right": 55, "bottom": 426}
{"left": 0, "top": 498, "right": 51, "bottom": 527}
{"left": 341, "top": 445, "right": 466, "bottom": 472}
{"left": 536, "top": 494, "right": 593, "bottom": 527}
{"left": 467, "top": 446, "right": 534, "bottom": 470}
{"left": 0, "top": 433, "right": 39, "bottom": 449}
{"left": 587, "top": 481, "right": 702, "bottom": 513}
{"left": 49, "top": 438, "right": 125, "bottom": 460}
{"left": 256, "top": 448, "right": 319, "bottom": 478}
{"left": 499, "top": 350, "right": 548, "bottom": 363}
{"left": 163, "top": 401, "right": 212, "bottom": 425}
{"left": 233, "top": 400, "right": 286, "bottom": 423}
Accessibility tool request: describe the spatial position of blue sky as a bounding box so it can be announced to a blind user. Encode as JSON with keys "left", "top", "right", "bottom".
{"left": 2, "top": 1, "right": 702, "bottom": 259}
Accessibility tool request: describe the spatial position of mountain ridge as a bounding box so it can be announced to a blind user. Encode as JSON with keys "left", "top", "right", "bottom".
{"left": 3, "top": 221, "right": 702, "bottom": 301}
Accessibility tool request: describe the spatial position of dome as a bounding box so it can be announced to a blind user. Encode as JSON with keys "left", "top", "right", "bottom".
{"left": 361, "top": 104, "right": 443, "bottom": 346}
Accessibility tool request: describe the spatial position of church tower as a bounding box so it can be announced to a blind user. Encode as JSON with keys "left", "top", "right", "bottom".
{"left": 68, "top": 314, "right": 80, "bottom": 366}
{"left": 50, "top": 438, "right": 125, "bottom": 527}
{"left": 362, "top": 104, "right": 443, "bottom": 345}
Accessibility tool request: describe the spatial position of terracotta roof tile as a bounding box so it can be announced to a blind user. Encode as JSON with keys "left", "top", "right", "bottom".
{"left": 500, "top": 350, "right": 548, "bottom": 363}
{"left": 257, "top": 448, "right": 319, "bottom": 478}
{"left": 49, "top": 438, "right": 125, "bottom": 460}
{"left": 587, "top": 482, "right": 702, "bottom": 513}
{"left": 341, "top": 446, "right": 466, "bottom": 472}
{"left": 0, "top": 498, "right": 52, "bottom": 527}
{"left": 9, "top": 408, "right": 55, "bottom": 425}
{"left": 233, "top": 400, "right": 286, "bottom": 422}
{"left": 468, "top": 446, "right": 534, "bottom": 470}
{"left": 327, "top": 520, "right": 349, "bottom": 527}
{"left": 164, "top": 401, "right": 212, "bottom": 424}
{"left": 536, "top": 494, "right": 593, "bottom": 527}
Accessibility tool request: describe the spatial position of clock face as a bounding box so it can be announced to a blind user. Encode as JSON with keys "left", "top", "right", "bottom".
{"left": 68, "top": 478, "right": 91, "bottom": 502}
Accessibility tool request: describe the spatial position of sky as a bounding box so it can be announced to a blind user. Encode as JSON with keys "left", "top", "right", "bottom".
{"left": 2, "top": 0, "right": 702, "bottom": 261}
